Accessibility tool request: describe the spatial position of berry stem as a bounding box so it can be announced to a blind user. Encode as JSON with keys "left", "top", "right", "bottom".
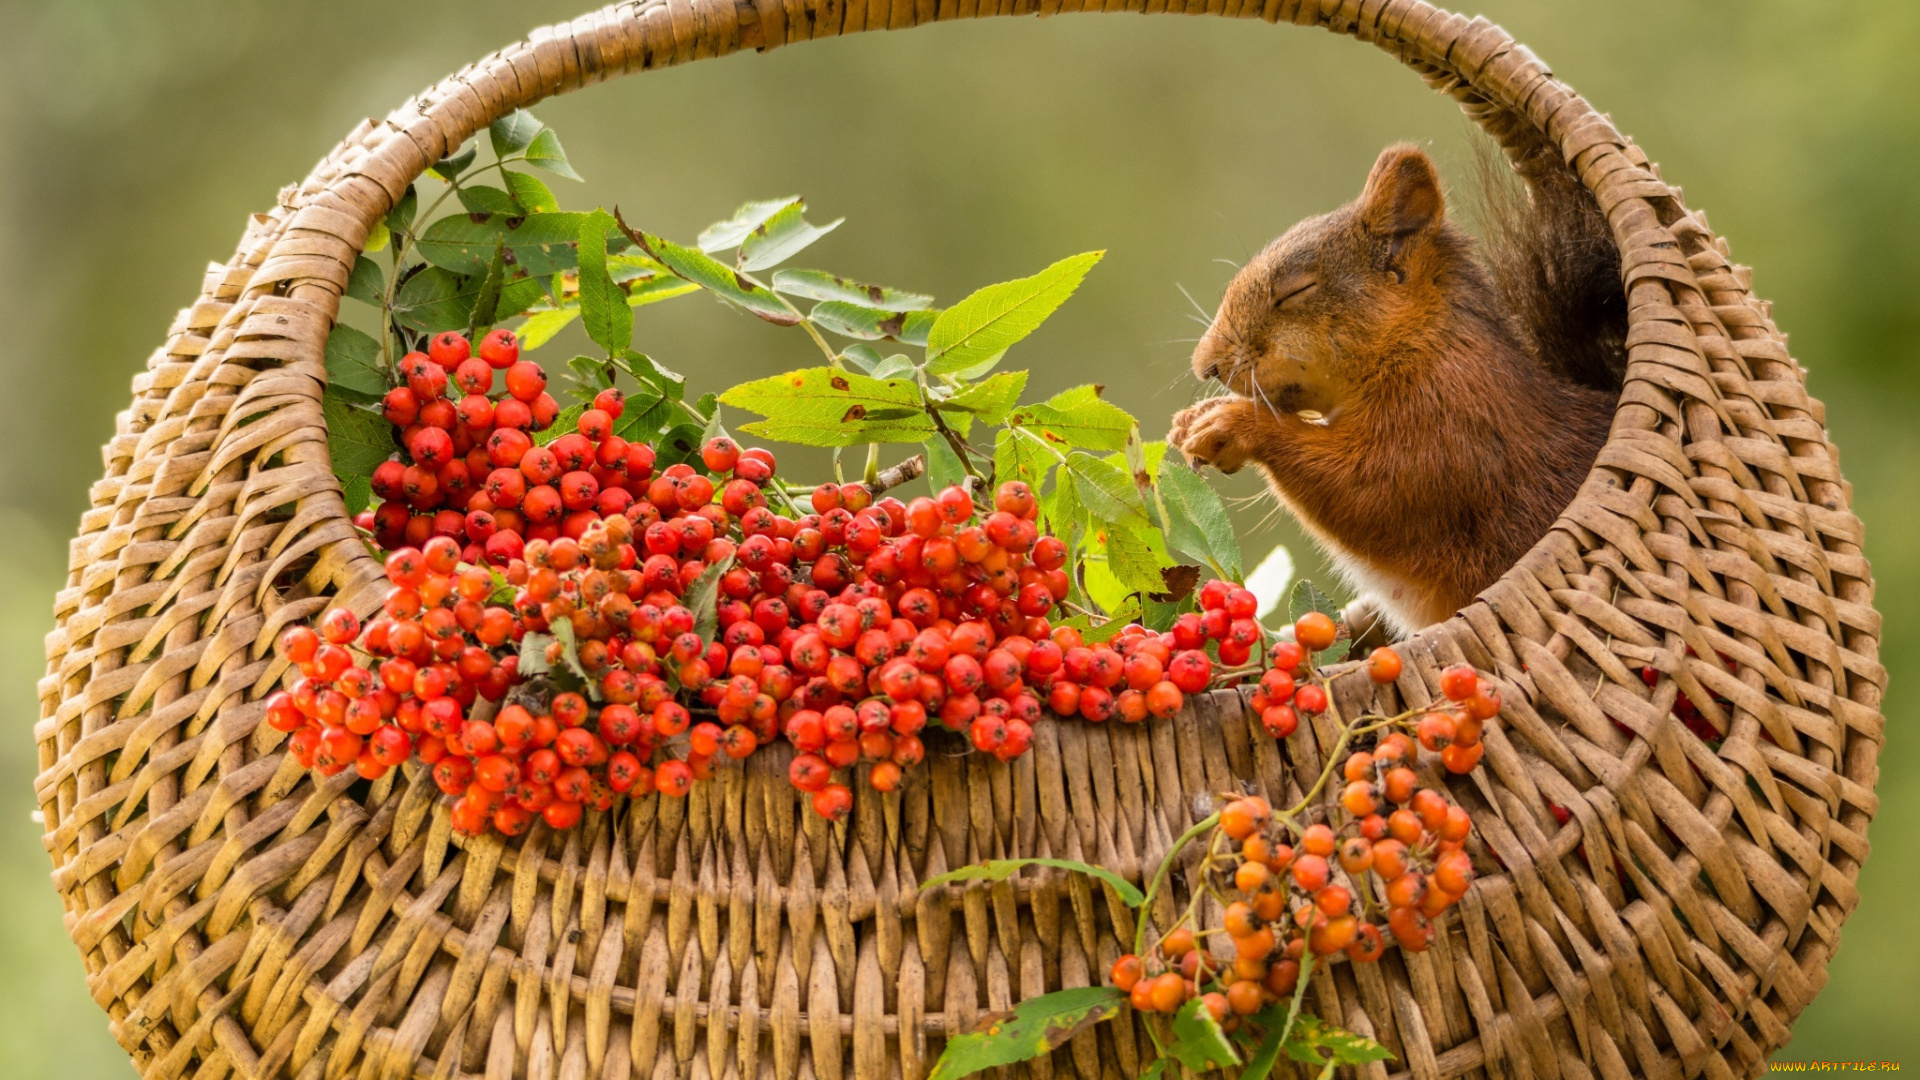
{"left": 1134, "top": 810, "right": 1221, "bottom": 959}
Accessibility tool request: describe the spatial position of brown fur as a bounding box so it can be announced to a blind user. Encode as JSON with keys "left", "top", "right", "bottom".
{"left": 1171, "top": 142, "right": 1619, "bottom": 632}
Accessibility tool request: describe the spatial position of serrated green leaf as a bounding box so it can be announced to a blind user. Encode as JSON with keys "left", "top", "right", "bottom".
{"left": 738, "top": 202, "right": 841, "bottom": 271}
{"left": 346, "top": 256, "right": 384, "bottom": 306}
{"left": 925, "top": 251, "right": 1103, "bottom": 375}
{"left": 548, "top": 618, "right": 597, "bottom": 697}
{"left": 1044, "top": 466, "right": 1084, "bottom": 535}
{"left": 1288, "top": 580, "right": 1340, "bottom": 629}
{"left": 924, "top": 858, "right": 1144, "bottom": 906}
{"left": 653, "top": 422, "right": 706, "bottom": 470}
{"left": 392, "top": 267, "right": 479, "bottom": 334}
{"left": 534, "top": 404, "right": 587, "bottom": 445}
{"left": 719, "top": 367, "right": 930, "bottom": 448}
{"left": 518, "top": 631, "right": 553, "bottom": 678}
{"left": 995, "top": 428, "right": 1054, "bottom": 491}
{"left": 927, "top": 987, "right": 1126, "bottom": 1080}
{"left": 841, "top": 344, "right": 884, "bottom": 373}
{"left": 939, "top": 371, "right": 1027, "bottom": 425}
{"left": 628, "top": 277, "right": 700, "bottom": 309}
{"left": 1096, "top": 523, "right": 1173, "bottom": 595}
{"left": 925, "top": 439, "right": 967, "bottom": 493}
{"left": 417, "top": 215, "right": 507, "bottom": 276}
{"left": 491, "top": 110, "right": 545, "bottom": 158}
{"left": 467, "top": 242, "right": 508, "bottom": 333}
{"left": 430, "top": 143, "right": 478, "bottom": 180}
{"left": 1169, "top": 998, "right": 1241, "bottom": 1071}
{"left": 342, "top": 473, "right": 373, "bottom": 515}
{"left": 1158, "top": 455, "right": 1243, "bottom": 580}
{"left": 1060, "top": 595, "right": 1143, "bottom": 645}
{"left": 523, "top": 128, "right": 582, "bottom": 181}
{"left": 1005, "top": 386, "right": 1135, "bottom": 452}
{"left": 324, "top": 322, "right": 389, "bottom": 396}
{"left": 577, "top": 210, "right": 631, "bottom": 356}
{"left": 1065, "top": 452, "right": 1150, "bottom": 531}
{"left": 503, "top": 170, "right": 559, "bottom": 213}
{"left": 699, "top": 197, "right": 799, "bottom": 253}
{"left": 322, "top": 385, "right": 397, "bottom": 479}
{"left": 898, "top": 309, "right": 938, "bottom": 348}
{"left": 772, "top": 269, "right": 934, "bottom": 310}
{"left": 497, "top": 275, "right": 547, "bottom": 320}
{"left": 1280, "top": 1015, "right": 1394, "bottom": 1069}
{"left": 385, "top": 186, "right": 417, "bottom": 238}
{"left": 622, "top": 220, "right": 800, "bottom": 326}
{"left": 496, "top": 212, "right": 624, "bottom": 277}
{"left": 457, "top": 185, "right": 520, "bottom": 216}
{"left": 688, "top": 555, "right": 736, "bottom": 649}
{"left": 516, "top": 306, "right": 579, "bottom": 351}
{"left": 614, "top": 350, "right": 687, "bottom": 401}
{"left": 810, "top": 300, "right": 921, "bottom": 341}
{"left": 871, "top": 355, "right": 916, "bottom": 380}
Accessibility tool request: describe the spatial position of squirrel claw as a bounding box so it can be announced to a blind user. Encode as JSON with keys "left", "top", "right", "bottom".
{"left": 1171, "top": 397, "right": 1257, "bottom": 475}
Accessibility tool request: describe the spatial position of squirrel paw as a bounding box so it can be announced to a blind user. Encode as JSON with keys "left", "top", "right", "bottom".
{"left": 1171, "top": 397, "right": 1261, "bottom": 474}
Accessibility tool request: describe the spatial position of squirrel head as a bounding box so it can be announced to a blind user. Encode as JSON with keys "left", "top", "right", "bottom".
{"left": 1193, "top": 144, "right": 1483, "bottom": 416}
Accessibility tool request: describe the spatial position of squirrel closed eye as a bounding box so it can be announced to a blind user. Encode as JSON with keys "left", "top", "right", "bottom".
{"left": 1175, "top": 137, "right": 1624, "bottom": 635}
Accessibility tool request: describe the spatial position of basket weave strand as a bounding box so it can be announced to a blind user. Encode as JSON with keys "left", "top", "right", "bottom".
{"left": 35, "top": 1, "right": 1882, "bottom": 1079}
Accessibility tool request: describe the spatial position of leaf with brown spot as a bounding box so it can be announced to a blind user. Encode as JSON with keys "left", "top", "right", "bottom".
{"left": 719, "top": 366, "right": 933, "bottom": 448}
{"left": 927, "top": 987, "right": 1125, "bottom": 1080}
{"left": 842, "top": 405, "right": 867, "bottom": 422}
{"left": 1152, "top": 565, "right": 1202, "bottom": 603}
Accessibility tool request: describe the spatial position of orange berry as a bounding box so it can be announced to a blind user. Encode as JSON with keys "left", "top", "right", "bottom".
{"left": 1338, "top": 836, "right": 1374, "bottom": 874}
{"left": 1130, "top": 980, "right": 1156, "bottom": 1012}
{"left": 1290, "top": 854, "right": 1330, "bottom": 892}
{"left": 1388, "top": 809, "right": 1425, "bottom": 845}
{"left": 1220, "top": 799, "right": 1262, "bottom": 841}
{"left": 1453, "top": 711, "right": 1484, "bottom": 748}
{"left": 1466, "top": 684, "right": 1502, "bottom": 721}
{"left": 1235, "top": 861, "right": 1271, "bottom": 894}
{"left": 1111, "top": 954, "right": 1144, "bottom": 992}
{"left": 1384, "top": 872, "right": 1428, "bottom": 910}
{"left": 1149, "top": 972, "right": 1188, "bottom": 1013}
{"left": 1439, "top": 663, "right": 1478, "bottom": 703}
{"left": 1162, "top": 927, "right": 1196, "bottom": 958}
{"left": 1366, "top": 647, "right": 1402, "bottom": 684}
{"left": 1439, "top": 805, "right": 1473, "bottom": 843}
{"left": 1232, "top": 955, "right": 1268, "bottom": 982}
{"left": 1233, "top": 926, "right": 1276, "bottom": 961}
{"left": 1372, "top": 839, "right": 1410, "bottom": 881}
{"left": 1417, "top": 712, "right": 1457, "bottom": 752}
{"left": 1294, "top": 612, "right": 1338, "bottom": 652}
{"left": 1382, "top": 766, "right": 1417, "bottom": 805}
{"left": 1301, "top": 823, "right": 1336, "bottom": 857}
{"left": 1421, "top": 883, "right": 1457, "bottom": 918}
{"left": 1388, "top": 906, "right": 1432, "bottom": 951}
{"left": 1227, "top": 980, "right": 1265, "bottom": 1016}
{"left": 1223, "top": 902, "right": 1260, "bottom": 939}
{"left": 1341, "top": 780, "right": 1378, "bottom": 818}
{"left": 1241, "top": 835, "right": 1272, "bottom": 866}
{"left": 1434, "top": 851, "right": 1474, "bottom": 896}
{"left": 1264, "top": 959, "right": 1300, "bottom": 997}
{"left": 1342, "top": 751, "right": 1374, "bottom": 783}
{"left": 1265, "top": 843, "right": 1295, "bottom": 874}
{"left": 1441, "top": 741, "right": 1485, "bottom": 774}
{"left": 1202, "top": 992, "right": 1230, "bottom": 1023}
{"left": 1375, "top": 733, "right": 1414, "bottom": 766}
{"left": 1346, "top": 922, "right": 1386, "bottom": 963}
{"left": 1309, "top": 914, "right": 1357, "bottom": 955}
{"left": 1315, "top": 885, "right": 1352, "bottom": 917}
{"left": 1252, "top": 887, "right": 1286, "bottom": 923}
{"left": 1412, "top": 789, "right": 1450, "bottom": 831}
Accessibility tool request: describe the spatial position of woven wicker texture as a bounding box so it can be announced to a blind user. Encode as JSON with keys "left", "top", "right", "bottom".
{"left": 34, "top": 1, "right": 1882, "bottom": 1079}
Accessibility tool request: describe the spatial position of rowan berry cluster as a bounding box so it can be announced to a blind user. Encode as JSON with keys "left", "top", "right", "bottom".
{"left": 280, "top": 328, "right": 1262, "bottom": 836}
{"left": 1110, "top": 660, "right": 1497, "bottom": 1013}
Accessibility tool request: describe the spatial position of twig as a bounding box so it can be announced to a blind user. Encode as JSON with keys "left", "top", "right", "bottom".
{"left": 867, "top": 454, "right": 927, "bottom": 496}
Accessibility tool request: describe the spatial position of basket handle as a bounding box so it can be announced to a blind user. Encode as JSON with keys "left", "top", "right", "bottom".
{"left": 143, "top": 0, "right": 1654, "bottom": 624}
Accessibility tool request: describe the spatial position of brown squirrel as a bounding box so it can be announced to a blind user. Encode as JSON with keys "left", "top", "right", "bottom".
{"left": 1171, "top": 138, "right": 1625, "bottom": 634}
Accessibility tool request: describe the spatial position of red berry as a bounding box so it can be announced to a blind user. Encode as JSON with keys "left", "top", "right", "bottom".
{"left": 478, "top": 328, "right": 520, "bottom": 369}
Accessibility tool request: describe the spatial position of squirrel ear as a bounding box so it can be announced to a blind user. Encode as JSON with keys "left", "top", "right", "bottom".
{"left": 1360, "top": 144, "right": 1444, "bottom": 240}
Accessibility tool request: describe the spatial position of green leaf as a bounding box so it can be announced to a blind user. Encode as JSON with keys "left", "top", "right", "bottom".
{"left": 1157, "top": 456, "right": 1243, "bottom": 580}
{"left": 322, "top": 385, "right": 397, "bottom": 479}
{"left": 621, "top": 219, "right": 801, "bottom": 327}
{"left": 939, "top": 371, "right": 1028, "bottom": 425}
{"left": 430, "top": 143, "right": 477, "bottom": 180}
{"left": 1064, "top": 452, "right": 1151, "bottom": 531}
{"left": 628, "top": 277, "right": 701, "bottom": 309}
{"left": 924, "top": 439, "right": 967, "bottom": 493}
{"left": 518, "top": 631, "right": 553, "bottom": 678}
{"left": 385, "top": 186, "right": 417, "bottom": 238}
{"left": 523, "top": 128, "right": 582, "bottom": 181}
{"left": 467, "top": 242, "right": 508, "bottom": 333}
{"left": 392, "top": 267, "right": 479, "bottom": 334}
{"left": 497, "top": 276, "right": 547, "bottom": 320}
{"left": 1169, "top": 997, "right": 1241, "bottom": 1071}
{"left": 577, "top": 211, "right": 632, "bottom": 356}
{"left": 1099, "top": 523, "right": 1174, "bottom": 595}
{"left": 922, "top": 858, "right": 1145, "bottom": 907}
{"left": 1005, "top": 386, "right": 1135, "bottom": 452}
{"left": 613, "top": 350, "right": 687, "bottom": 401}
{"left": 364, "top": 217, "right": 390, "bottom": 254}
{"left": 772, "top": 269, "right": 934, "bottom": 311}
{"left": 841, "top": 344, "right": 884, "bottom": 373}
{"left": 503, "top": 170, "right": 559, "bottom": 213}
{"left": 927, "top": 987, "right": 1126, "bottom": 1080}
{"left": 699, "top": 197, "right": 799, "bottom": 253}
{"left": 871, "top": 355, "right": 916, "bottom": 380}
{"left": 491, "top": 110, "right": 545, "bottom": 158}
{"left": 457, "top": 185, "right": 520, "bottom": 216}
{"left": 738, "top": 201, "right": 842, "bottom": 271}
{"left": 898, "top": 309, "right": 939, "bottom": 349}
{"left": 345, "top": 256, "right": 385, "bottom": 306}
{"left": 1288, "top": 580, "right": 1340, "bottom": 629}
{"left": 1060, "top": 596, "right": 1143, "bottom": 645}
{"left": 810, "top": 301, "right": 920, "bottom": 342}
{"left": 995, "top": 427, "right": 1054, "bottom": 490}
{"left": 497, "top": 212, "right": 625, "bottom": 277}
{"left": 1280, "top": 1015, "right": 1394, "bottom": 1069}
{"left": 417, "top": 214, "right": 507, "bottom": 276}
{"left": 548, "top": 618, "right": 596, "bottom": 697}
{"left": 534, "top": 404, "right": 587, "bottom": 446}
{"left": 516, "top": 306, "right": 580, "bottom": 351}
{"left": 342, "top": 473, "right": 373, "bottom": 515}
{"left": 719, "top": 367, "right": 932, "bottom": 448}
{"left": 653, "top": 422, "right": 706, "bottom": 470}
{"left": 324, "top": 322, "right": 389, "bottom": 396}
{"left": 687, "top": 555, "right": 736, "bottom": 650}
{"left": 925, "top": 251, "right": 1103, "bottom": 375}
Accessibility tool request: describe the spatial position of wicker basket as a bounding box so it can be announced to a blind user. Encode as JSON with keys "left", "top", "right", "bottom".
{"left": 35, "top": 1, "right": 1882, "bottom": 1078}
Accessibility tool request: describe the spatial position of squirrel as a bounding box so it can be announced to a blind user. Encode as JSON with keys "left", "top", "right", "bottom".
{"left": 1171, "top": 135, "right": 1625, "bottom": 636}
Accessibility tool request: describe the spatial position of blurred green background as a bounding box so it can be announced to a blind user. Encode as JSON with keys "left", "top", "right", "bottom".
{"left": 1, "top": 0, "right": 1911, "bottom": 1073}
